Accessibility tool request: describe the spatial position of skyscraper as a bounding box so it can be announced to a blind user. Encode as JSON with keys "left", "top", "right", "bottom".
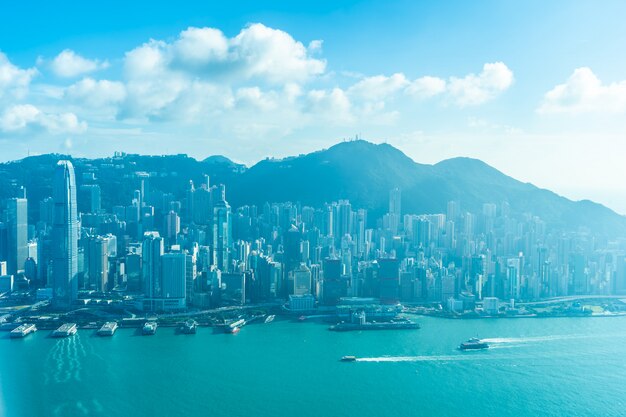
{"left": 389, "top": 187, "right": 401, "bottom": 216}
{"left": 5, "top": 196, "right": 28, "bottom": 275}
{"left": 142, "top": 231, "right": 164, "bottom": 299}
{"left": 86, "top": 235, "right": 111, "bottom": 292}
{"left": 51, "top": 161, "right": 79, "bottom": 307}
{"left": 212, "top": 186, "right": 232, "bottom": 271}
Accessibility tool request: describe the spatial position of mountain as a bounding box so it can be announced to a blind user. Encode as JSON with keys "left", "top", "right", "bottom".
{"left": 230, "top": 140, "right": 626, "bottom": 235}
{"left": 0, "top": 140, "right": 624, "bottom": 236}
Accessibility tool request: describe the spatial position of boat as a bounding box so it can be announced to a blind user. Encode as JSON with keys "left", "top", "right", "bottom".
{"left": 341, "top": 356, "right": 357, "bottom": 362}
{"left": 97, "top": 322, "right": 118, "bottom": 336}
{"left": 181, "top": 319, "right": 197, "bottom": 334}
{"left": 223, "top": 318, "right": 245, "bottom": 334}
{"left": 10, "top": 323, "right": 37, "bottom": 338}
{"left": 227, "top": 326, "right": 240, "bottom": 334}
{"left": 51, "top": 323, "right": 78, "bottom": 338}
{"left": 264, "top": 315, "right": 275, "bottom": 324}
{"left": 142, "top": 321, "right": 158, "bottom": 335}
{"left": 459, "top": 337, "right": 489, "bottom": 350}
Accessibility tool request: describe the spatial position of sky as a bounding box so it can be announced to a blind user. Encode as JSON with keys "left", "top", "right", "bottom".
{"left": 1, "top": 1, "right": 626, "bottom": 212}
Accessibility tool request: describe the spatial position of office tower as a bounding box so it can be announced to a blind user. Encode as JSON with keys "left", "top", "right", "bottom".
{"left": 51, "top": 161, "right": 79, "bottom": 307}
{"left": 212, "top": 187, "right": 232, "bottom": 271}
{"left": 335, "top": 200, "right": 353, "bottom": 238}
{"left": 292, "top": 263, "right": 312, "bottom": 295}
{"left": 378, "top": 258, "right": 400, "bottom": 304}
{"left": 165, "top": 210, "right": 180, "bottom": 247}
{"left": 160, "top": 251, "right": 187, "bottom": 309}
{"left": 389, "top": 187, "right": 401, "bottom": 216}
{"left": 142, "top": 231, "right": 164, "bottom": 298}
{"left": 186, "top": 180, "right": 195, "bottom": 223}
{"left": 185, "top": 248, "right": 197, "bottom": 305}
{"left": 78, "top": 184, "right": 101, "bottom": 214}
{"left": 5, "top": 197, "right": 28, "bottom": 275}
{"left": 87, "top": 235, "right": 111, "bottom": 292}
{"left": 283, "top": 225, "right": 302, "bottom": 271}
{"left": 321, "top": 257, "right": 346, "bottom": 305}
{"left": 447, "top": 200, "right": 461, "bottom": 222}
{"left": 192, "top": 179, "right": 212, "bottom": 225}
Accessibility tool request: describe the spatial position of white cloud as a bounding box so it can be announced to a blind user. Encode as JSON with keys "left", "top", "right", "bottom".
{"left": 120, "top": 23, "right": 326, "bottom": 120}
{"left": 0, "top": 52, "right": 37, "bottom": 99}
{"left": 124, "top": 23, "right": 325, "bottom": 84}
{"left": 447, "top": 62, "right": 514, "bottom": 106}
{"left": 348, "top": 73, "right": 409, "bottom": 101}
{"left": 65, "top": 78, "right": 126, "bottom": 107}
{"left": 235, "top": 87, "right": 277, "bottom": 111}
{"left": 305, "top": 88, "right": 353, "bottom": 124}
{"left": 406, "top": 76, "right": 446, "bottom": 98}
{"left": 0, "top": 104, "right": 86, "bottom": 134}
{"left": 172, "top": 27, "right": 229, "bottom": 67}
{"left": 538, "top": 67, "right": 626, "bottom": 114}
{"left": 50, "top": 49, "right": 109, "bottom": 78}
{"left": 229, "top": 23, "right": 326, "bottom": 84}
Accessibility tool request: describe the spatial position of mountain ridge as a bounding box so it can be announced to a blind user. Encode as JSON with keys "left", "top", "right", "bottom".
{"left": 0, "top": 140, "right": 623, "bottom": 236}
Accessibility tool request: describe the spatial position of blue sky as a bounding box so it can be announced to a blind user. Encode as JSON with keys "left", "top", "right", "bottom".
{"left": 1, "top": 1, "right": 626, "bottom": 212}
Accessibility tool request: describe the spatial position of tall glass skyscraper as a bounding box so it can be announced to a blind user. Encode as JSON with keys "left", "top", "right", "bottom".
{"left": 212, "top": 185, "right": 232, "bottom": 271}
{"left": 51, "top": 160, "right": 79, "bottom": 307}
{"left": 5, "top": 196, "right": 28, "bottom": 275}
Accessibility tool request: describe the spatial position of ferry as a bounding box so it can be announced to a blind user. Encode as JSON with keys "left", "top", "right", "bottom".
{"left": 459, "top": 337, "right": 489, "bottom": 350}
{"left": 52, "top": 323, "right": 78, "bottom": 338}
{"left": 181, "top": 319, "right": 197, "bottom": 334}
{"left": 264, "top": 315, "right": 275, "bottom": 324}
{"left": 341, "top": 356, "right": 357, "bottom": 362}
{"left": 10, "top": 323, "right": 37, "bottom": 338}
{"left": 97, "top": 322, "right": 118, "bottom": 336}
{"left": 227, "top": 326, "right": 241, "bottom": 334}
{"left": 142, "top": 321, "right": 158, "bottom": 335}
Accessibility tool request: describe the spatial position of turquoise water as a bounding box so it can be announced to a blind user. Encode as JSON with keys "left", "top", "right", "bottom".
{"left": 2, "top": 316, "right": 626, "bottom": 417}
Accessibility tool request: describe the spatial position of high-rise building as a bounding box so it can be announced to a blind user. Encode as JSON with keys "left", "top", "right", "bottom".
{"left": 5, "top": 197, "right": 28, "bottom": 275}
{"left": 160, "top": 251, "right": 187, "bottom": 309}
{"left": 212, "top": 187, "right": 232, "bottom": 271}
{"left": 78, "top": 184, "right": 101, "bottom": 214}
{"left": 51, "top": 161, "right": 79, "bottom": 307}
{"left": 142, "top": 232, "right": 164, "bottom": 298}
{"left": 292, "top": 263, "right": 312, "bottom": 295}
{"left": 389, "top": 187, "right": 401, "bottom": 217}
{"left": 87, "top": 235, "right": 112, "bottom": 292}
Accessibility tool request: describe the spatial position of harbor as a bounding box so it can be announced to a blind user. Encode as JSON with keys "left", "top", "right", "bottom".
{"left": 2, "top": 315, "right": 626, "bottom": 417}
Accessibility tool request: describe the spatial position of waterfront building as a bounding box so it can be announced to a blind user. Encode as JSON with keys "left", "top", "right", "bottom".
{"left": 142, "top": 232, "right": 164, "bottom": 298}
{"left": 5, "top": 196, "right": 28, "bottom": 275}
{"left": 51, "top": 161, "right": 79, "bottom": 307}
{"left": 212, "top": 185, "right": 232, "bottom": 271}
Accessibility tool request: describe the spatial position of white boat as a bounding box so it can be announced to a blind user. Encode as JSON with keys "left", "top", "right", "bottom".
{"left": 10, "top": 323, "right": 37, "bottom": 338}
{"left": 181, "top": 319, "right": 197, "bottom": 334}
{"left": 97, "top": 322, "right": 118, "bottom": 336}
{"left": 52, "top": 323, "right": 78, "bottom": 337}
{"left": 264, "top": 315, "right": 275, "bottom": 324}
{"left": 142, "top": 321, "right": 157, "bottom": 335}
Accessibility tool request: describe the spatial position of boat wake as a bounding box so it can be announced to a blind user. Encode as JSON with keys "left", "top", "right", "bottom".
{"left": 44, "top": 333, "right": 86, "bottom": 384}
{"left": 357, "top": 355, "right": 490, "bottom": 363}
{"left": 482, "top": 334, "right": 588, "bottom": 345}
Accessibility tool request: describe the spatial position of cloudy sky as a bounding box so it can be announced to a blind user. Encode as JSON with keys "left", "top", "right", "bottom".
{"left": 1, "top": 1, "right": 626, "bottom": 212}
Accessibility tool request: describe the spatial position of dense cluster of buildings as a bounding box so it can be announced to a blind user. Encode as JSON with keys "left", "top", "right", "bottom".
{"left": 1, "top": 156, "right": 626, "bottom": 313}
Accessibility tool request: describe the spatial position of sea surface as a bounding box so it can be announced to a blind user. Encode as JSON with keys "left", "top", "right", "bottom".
{"left": 1, "top": 316, "right": 626, "bottom": 417}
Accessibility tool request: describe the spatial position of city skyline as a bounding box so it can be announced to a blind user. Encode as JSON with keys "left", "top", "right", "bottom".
{"left": 3, "top": 4, "right": 625, "bottom": 417}
{"left": 1, "top": 1, "right": 626, "bottom": 213}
